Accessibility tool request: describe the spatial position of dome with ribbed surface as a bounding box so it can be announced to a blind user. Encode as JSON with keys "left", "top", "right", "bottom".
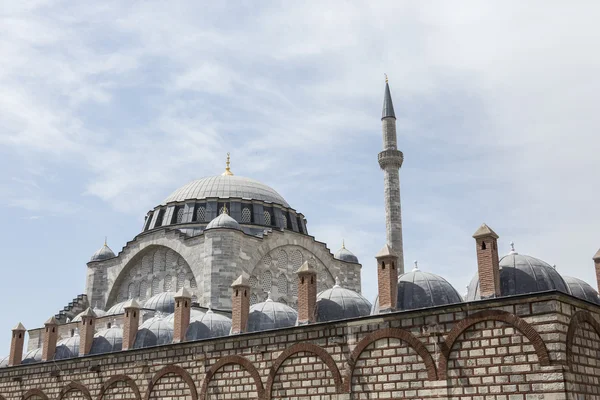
{"left": 55, "top": 333, "right": 80, "bottom": 360}
{"left": 90, "top": 326, "right": 123, "bottom": 355}
{"left": 162, "top": 175, "right": 289, "bottom": 207}
{"left": 144, "top": 292, "right": 176, "bottom": 314}
{"left": 316, "top": 282, "right": 372, "bottom": 322}
{"left": 164, "top": 309, "right": 205, "bottom": 324}
{"left": 133, "top": 315, "right": 173, "bottom": 349}
{"left": 334, "top": 245, "right": 359, "bottom": 264}
{"left": 106, "top": 301, "right": 128, "bottom": 316}
{"left": 187, "top": 308, "right": 232, "bottom": 340}
{"left": 90, "top": 244, "right": 116, "bottom": 262}
{"left": 0, "top": 355, "right": 8, "bottom": 368}
{"left": 371, "top": 267, "right": 463, "bottom": 313}
{"left": 22, "top": 348, "right": 42, "bottom": 364}
{"left": 563, "top": 276, "right": 600, "bottom": 305}
{"left": 466, "top": 251, "right": 568, "bottom": 301}
{"left": 206, "top": 212, "right": 241, "bottom": 231}
{"left": 248, "top": 297, "right": 297, "bottom": 332}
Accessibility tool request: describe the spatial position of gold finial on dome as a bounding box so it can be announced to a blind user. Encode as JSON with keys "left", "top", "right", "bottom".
{"left": 222, "top": 203, "right": 229, "bottom": 215}
{"left": 342, "top": 239, "right": 345, "bottom": 249}
{"left": 104, "top": 236, "right": 107, "bottom": 247}
{"left": 385, "top": 73, "right": 388, "bottom": 83}
{"left": 222, "top": 152, "right": 234, "bottom": 176}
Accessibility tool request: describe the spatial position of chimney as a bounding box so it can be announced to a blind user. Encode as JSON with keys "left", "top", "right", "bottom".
{"left": 594, "top": 249, "right": 600, "bottom": 291}
{"left": 173, "top": 287, "right": 192, "bottom": 343}
{"left": 79, "top": 308, "right": 97, "bottom": 356}
{"left": 8, "top": 323, "right": 26, "bottom": 366}
{"left": 296, "top": 259, "right": 317, "bottom": 325}
{"left": 42, "top": 316, "right": 59, "bottom": 362}
{"left": 375, "top": 244, "right": 399, "bottom": 313}
{"left": 122, "top": 299, "right": 141, "bottom": 350}
{"left": 473, "top": 223, "right": 501, "bottom": 299}
{"left": 231, "top": 274, "right": 250, "bottom": 334}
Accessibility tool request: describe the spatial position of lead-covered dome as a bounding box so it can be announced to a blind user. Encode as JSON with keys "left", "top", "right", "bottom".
{"left": 248, "top": 296, "right": 298, "bottom": 332}
{"left": 55, "top": 333, "right": 80, "bottom": 360}
{"left": 22, "top": 348, "right": 42, "bottom": 364}
{"left": 144, "top": 292, "right": 176, "bottom": 314}
{"left": 133, "top": 315, "right": 174, "bottom": 348}
{"left": 162, "top": 176, "right": 290, "bottom": 208}
{"left": 206, "top": 212, "right": 241, "bottom": 231}
{"left": 90, "top": 325, "right": 123, "bottom": 354}
{"left": 563, "top": 276, "right": 600, "bottom": 305}
{"left": 334, "top": 243, "right": 359, "bottom": 264}
{"left": 106, "top": 301, "right": 128, "bottom": 316}
{"left": 187, "top": 307, "right": 232, "bottom": 340}
{"left": 466, "top": 250, "right": 568, "bottom": 301}
{"left": 316, "top": 281, "right": 372, "bottom": 322}
{"left": 371, "top": 265, "right": 463, "bottom": 313}
{"left": 90, "top": 243, "right": 116, "bottom": 262}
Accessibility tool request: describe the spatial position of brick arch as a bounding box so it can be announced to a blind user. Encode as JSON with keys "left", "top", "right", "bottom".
{"left": 439, "top": 309, "right": 550, "bottom": 379}
{"left": 199, "top": 355, "right": 264, "bottom": 399}
{"left": 59, "top": 382, "right": 92, "bottom": 400}
{"left": 343, "top": 327, "right": 437, "bottom": 391}
{"left": 265, "top": 342, "right": 343, "bottom": 398}
{"left": 23, "top": 389, "right": 49, "bottom": 400}
{"left": 97, "top": 375, "right": 142, "bottom": 400}
{"left": 144, "top": 364, "right": 197, "bottom": 400}
{"left": 566, "top": 310, "right": 600, "bottom": 369}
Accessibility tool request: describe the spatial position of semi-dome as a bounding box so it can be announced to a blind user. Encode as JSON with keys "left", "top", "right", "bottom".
{"left": 563, "top": 276, "right": 600, "bottom": 305}
{"left": 90, "top": 243, "right": 116, "bottom": 262}
{"left": 466, "top": 248, "right": 568, "bottom": 301}
{"left": 22, "top": 348, "right": 42, "bottom": 364}
{"left": 248, "top": 295, "right": 297, "bottom": 332}
{"left": 162, "top": 175, "right": 290, "bottom": 208}
{"left": 55, "top": 333, "right": 80, "bottom": 360}
{"left": 144, "top": 292, "right": 176, "bottom": 314}
{"left": 205, "top": 211, "right": 241, "bottom": 231}
{"left": 186, "top": 307, "right": 232, "bottom": 340}
{"left": 72, "top": 307, "right": 107, "bottom": 322}
{"left": 106, "top": 301, "right": 128, "bottom": 316}
{"left": 133, "top": 315, "right": 174, "bottom": 349}
{"left": 316, "top": 280, "right": 372, "bottom": 322}
{"left": 334, "top": 242, "right": 359, "bottom": 264}
{"left": 90, "top": 325, "right": 123, "bottom": 354}
{"left": 371, "top": 264, "right": 463, "bottom": 313}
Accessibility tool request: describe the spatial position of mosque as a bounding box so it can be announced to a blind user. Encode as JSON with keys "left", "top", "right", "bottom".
{"left": 0, "top": 81, "right": 599, "bottom": 399}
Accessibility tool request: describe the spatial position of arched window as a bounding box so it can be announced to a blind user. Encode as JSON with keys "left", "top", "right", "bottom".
{"left": 278, "top": 274, "right": 288, "bottom": 296}
{"left": 155, "top": 209, "right": 165, "bottom": 227}
{"left": 176, "top": 272, "right": 186, "bottom": 291}
{"left": 196, "top": 205, "right": 206, "bottom": 222}
{"left": 175, "top": 207, "right": 184, "bottom": 223}
{"left": 250, "top": 293, "right": 258, "bottom": 305}
{"left": 264, "top": 211, "right": 272, "bottom": 226}
{"left": 261, "top": 270, "right": 272, "bottom": 293}
{"left": 241, "top": 207, "right": 252, "bottom": 223}
{"left": 249, "top": 275, "right": 258, "bottom": 289}
{"left": 282, "top": 214, "right": 288, "bottom": 229}
{"left": 151, "top": 277, "right": 160, "bottom": 296}
{"left": 164, "top": 275, "right": 173, "bottom": 291}
{"left": 189, "top": 277, "right": 197, "bottom": 289}
{"left": 139, "top": 280, "right": 148, "bottom": 300}
{"left": 128, "top": 283, "right": 136, "bottom": 299}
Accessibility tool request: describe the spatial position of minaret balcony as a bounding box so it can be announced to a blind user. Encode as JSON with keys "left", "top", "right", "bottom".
{"left": 378, "top": 149, "right": 404, "bottom": 169}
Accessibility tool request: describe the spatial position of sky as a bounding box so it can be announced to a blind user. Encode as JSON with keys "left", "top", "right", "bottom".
{"left": 1, "top": 1, "right": 599, "bottom": 354}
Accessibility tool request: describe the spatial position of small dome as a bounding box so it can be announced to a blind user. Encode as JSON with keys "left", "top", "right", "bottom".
{"left": 22, "top": 348, "right": 42, "bottom": 364}
{"left": 371, "top": 266, "right": 463, "bottom": 313}
{"left": 187, "top": 307, "right": 232, "bottom": 340}
{"left": 106, "top": 301, "right": 128, "bottom": 316}
{"left": 248, "top": 295, "right": 298, "bottom": 332}
{"left": 334, "top": 243, "right": 359, "bottom": 264}
{"left": 71, "top": 307, "right": 106, "bottom": 322}
{"left": 90, "top": 243, "right": 116, "bottom": 262}
{"left": 134, "top": 315, "right": 174, "bottom": 349}
{"left": 144, "top": 292, "right": 176, "bottom": 314}
{"left": 564, "top": 276, "right": 600, "bottom": 305}
{"left": 163, "top": 308, "right": 205, "bottom": 324}
{"left": 206, "top": 212, "right": 241, "bottom": 231}
{"left": 466, "top": 250, "right": 568, "bottom": 300}
{"left": 316, "top": 281, "right": 371, "bottom": 322}
{"left": 0, "top": 355, "right": 8, "bottom": 368}
{"left": 90, "top": 325, "right": 123, "bottom": 354}
{"left": 55, "top": 333, "right": 80, "bottom": 360}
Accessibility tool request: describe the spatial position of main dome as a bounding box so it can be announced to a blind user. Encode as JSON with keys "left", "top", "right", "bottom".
{"left": 161, "top": 176, "right": 290, "bottom": 208}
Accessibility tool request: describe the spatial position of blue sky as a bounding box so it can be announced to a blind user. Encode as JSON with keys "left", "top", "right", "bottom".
{"left": 1, "top": 1, "right": 599, "bottom": 354}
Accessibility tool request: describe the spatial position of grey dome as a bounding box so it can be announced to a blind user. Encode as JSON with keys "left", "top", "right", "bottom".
{"left": 162, "top": 175, "right": 290, "bottom": 208}
{"left": 163, "top": 309, "right": 205, "bottom": 324}
{"left": 0, "top": 355, "right": 8, "bottom": 368}
{"left": 334, "top": 245, "right": 359, "bottom": 264}
{"left": 72, "top": 307, "right": 106, "bottom": 322}
{"left": 133, "top": 316, "right": 174, "bottom": 349}
{"left": 144, "top": 292, "right": 176, "bottom": 314}
{"left": 316, "top": 283, "right": 372, "bottom": 322}
{"left": 55, "top": 333, "right": 80, "bottom": 360}
{"left": 90, "top": 326, "right": 123, "bottom": 355}
{"left": 22, "top": 348, "right": 42, "bottom": 364}
{"left": 106, "top": 301, "right": 128, "bottom": 316}
{"left": 206, "top": 213, "right": 241, "bottom": 231}
{"left": 371, "top": 267, "right": 463, "bottom": 313}
{"left": 187, "top": 308, "right": 232, "bottom": 340}
{"left": 90, "top": 244, "right": 116, "bottom": 262}
{"left": 563, "top": 276, "right": 600, "bottom": 305}
{"left": 248, "top": 297, "right": 298, "bottom": 332}
{"left": 466, "top": 252, "right": 569, "bottom": 301}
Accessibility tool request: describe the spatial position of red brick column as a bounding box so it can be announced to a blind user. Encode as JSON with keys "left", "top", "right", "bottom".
{"left": 173, "top": 287, "right": 192, "bottom": 343}
{"left": 375, "top": 244, "right": 399, "bottom": 312}
{"left": 41, "top": 316, "right": 59, "bottom": 361}
{"left": 122, "top": 299, "right": 141, "bottom": 350}
{"left": 231, "top": 275, "right": 250, "bottom": 334}
{"left": 79, "top": 308, "right": 96, "bottom": 356}
{"left": 296, "top": 260, "right": 317, "bottom": 324}
{"left": 472, "top": 223, "right": 501, "bottom": 299}
{"left": 8, "top": 322, "right": 26, "bottom": 366}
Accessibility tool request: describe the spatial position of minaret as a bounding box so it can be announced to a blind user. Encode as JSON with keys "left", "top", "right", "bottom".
{"left": 378, "top": 76, "right": 405, "bottom": 273}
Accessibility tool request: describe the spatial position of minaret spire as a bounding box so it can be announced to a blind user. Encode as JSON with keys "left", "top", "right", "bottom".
{"left": 378, "top": 77, "right": 405, "bottom": 273}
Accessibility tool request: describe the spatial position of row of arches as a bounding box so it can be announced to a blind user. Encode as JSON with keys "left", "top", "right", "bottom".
{"left": 13, "top": 309, "right": 599, "bottom": 400}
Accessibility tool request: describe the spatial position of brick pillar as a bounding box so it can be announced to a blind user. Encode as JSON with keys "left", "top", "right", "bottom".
{"left": 375, "top": 244, "right": 399, "bottom": 313}
{"left": 296, "top": 260, "right": 317, "bottom": 325}
{"left": 122, "top": 299, "right": 140, "bottom": 350}
{"left": 41, "top": 316, "right": 59, "bottom": 361}
{"left": 8, "top": 323, "right": 26, "bottom": 366}
{"left": 473, "top": 223, "right": 501, "bottom": 299}
{"left": 231, "top": 275, "right": 250, "bottom": 334}
{"left": 173, "top": 287, "right": 192, "bottom": 343}
{"left": 594, "top": 249, "right": 600, "bottom": 291}
{"left": 79, "top": 308, "right": 96, "bottom": 356}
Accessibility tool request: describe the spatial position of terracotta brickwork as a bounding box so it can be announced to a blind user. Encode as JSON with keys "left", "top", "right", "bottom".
{"left": 0, "top": 293, "right": 599, "bottom": 400}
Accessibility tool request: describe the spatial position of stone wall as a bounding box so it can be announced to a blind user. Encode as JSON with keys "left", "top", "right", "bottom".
{"left": 5, "top": 293, "right": 599, "bottom": 400}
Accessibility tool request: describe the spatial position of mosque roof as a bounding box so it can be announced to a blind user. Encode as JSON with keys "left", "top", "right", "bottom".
{"left": 334, "top": 241, "right": 359, "bottom": 264}
{"left": 90, "top": 242, "right": 116, "bottom": 262}
{"left": 186, "top": 307, "right": 232, "bottom": 340}
{"left": 206, "top": 210, "right": 241, "bottom": 231}
{"left": 316, "top": 280, "right": 372, "bottom": 322}
{"left": 563, "top": 276, "right": 600, "bottom": 305}
{"left": 248, "top": 294, "right": 298, "bottom": 332}
{"left": 144, "top": 292, "right": 176, "bottom": 314}
{"left": 90, "top": 325, "right": 123, "bottom": 355}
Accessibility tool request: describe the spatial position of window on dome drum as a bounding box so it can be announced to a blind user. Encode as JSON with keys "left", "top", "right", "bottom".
{"left": 282, "top": 214, "right": 288, "bottom": 229}
{"left": 285, "top": 213, "right": 293, "bottom": 230}
{"left": 174, "top": 207, "right": 184, "bottom": 224}
{"left": 264, "top": 210, "right": 272, "bottom": 226}
{"left": 218, "top": 203, "right": 230, "bottom": 215}
{"left": 155, "top": 209, "right": 165, "bottom": 227}
{"left": 296, "top": 216, "right": 304, "bottom": 234}
{"left": 144, "top": 214, "right": 153, "bottom": 231}
{"left": 195, "top": 206, "right": 206, "bottom": 222}
{"left": 241, "top": 207, "right": 252, "bottom": 223}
